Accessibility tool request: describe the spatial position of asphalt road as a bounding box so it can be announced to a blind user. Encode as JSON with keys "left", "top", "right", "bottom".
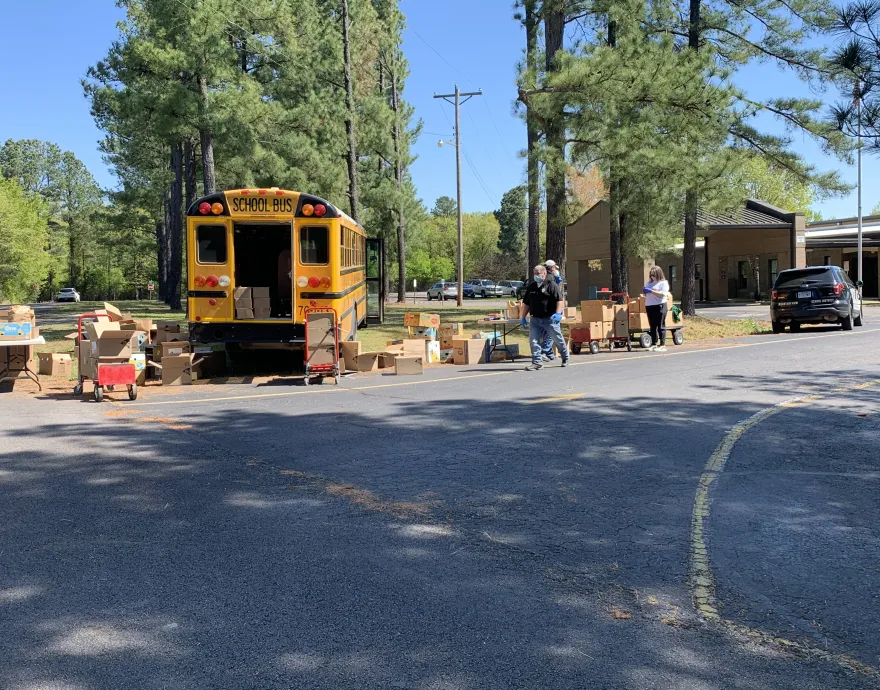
{"left": 1, "top": 327, "right": 879, "bottom": 689}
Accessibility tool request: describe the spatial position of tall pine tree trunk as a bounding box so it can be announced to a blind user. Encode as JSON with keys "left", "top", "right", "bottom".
{"left": 167, "top": 143, "right": 184, "bottom": 311}
{"left": 198, "top": 75, "right": 216, "bottom": 196}
{"left": 184, "top": 140, "right": 197, "bottom": 211}
{"left": 67, "top": 215, "right": 77, "bottom": 288}
{"left": 681, "top": 0, "right": 701, "bottom": 315}
{"left": 609, "top": 179, "right": 628, "bottom": 294}
{"left": 341, "top": 0, "right": 360, "bottom": 222}
{"left": 525, "top": 0, "right": 541, "bottom": 275}
{"left": 391, "top": 57, "right": 407, "bottom": 303}
{"left": 544, "top": 4, "right": 566, "bottom": 270}
{"left": 158, "top": 192, "right": 170, "bottom": 301}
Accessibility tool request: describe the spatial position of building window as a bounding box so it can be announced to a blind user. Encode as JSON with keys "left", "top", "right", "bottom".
{"left": 768, "top": 259, "right": 778, "bottom": 289}
{"left": 824, "top": 255, "right": 831, "bottom": 266}
{"left": 695, "top": 264, "right": 702, "bottom": 279}
{"left": 668, "top": 265, "right": 677, "bottom": 283}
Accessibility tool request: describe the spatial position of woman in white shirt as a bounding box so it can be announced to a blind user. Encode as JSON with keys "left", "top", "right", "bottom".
{"left": 642, "top": 266, "right": 670, "bottom": 352}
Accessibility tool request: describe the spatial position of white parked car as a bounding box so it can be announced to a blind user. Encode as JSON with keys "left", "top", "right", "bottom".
{"left": 497, "top": 280, "right": 524, "bottom": 297}
{"left": 56, "top": 288, "right": 80, "bottom": 303}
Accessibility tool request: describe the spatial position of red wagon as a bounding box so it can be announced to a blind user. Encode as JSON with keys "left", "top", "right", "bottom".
{"left": 72, "top": 313, "right": 138, "bottom": 402}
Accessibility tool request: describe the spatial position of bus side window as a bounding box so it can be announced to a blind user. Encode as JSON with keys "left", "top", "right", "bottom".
{"left": 197, "top": 225, "right": 227, "bottom": 264}
{"left": 300, "top": 226, "right": 329, "bottom": 265}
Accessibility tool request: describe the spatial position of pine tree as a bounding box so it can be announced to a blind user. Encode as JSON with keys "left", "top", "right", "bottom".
{"left": 495, "top": 186, "right": 527, "bottom": 267}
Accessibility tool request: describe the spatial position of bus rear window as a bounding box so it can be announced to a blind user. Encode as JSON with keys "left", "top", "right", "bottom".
{"left": 300, "top": 226, "right": 329, "bottom": 264}
{"left": 197, "top": 225, "right": 227, "bottom": 264}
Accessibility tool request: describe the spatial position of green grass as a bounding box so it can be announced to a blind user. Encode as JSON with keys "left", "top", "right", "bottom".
{"left": 682, "top": 315, "right": 773, "bottom": 340}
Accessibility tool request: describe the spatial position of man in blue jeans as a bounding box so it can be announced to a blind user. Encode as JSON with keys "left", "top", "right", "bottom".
{"left": 521, "top": 264, "right": 569, "bottom": 371}
{"left": 540, "top": 259, "right": 564, "bottom": 360}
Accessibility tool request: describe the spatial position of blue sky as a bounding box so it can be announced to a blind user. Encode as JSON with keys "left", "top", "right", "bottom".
{"left": 0, "top": 0, "right": 873, "bottom": 219}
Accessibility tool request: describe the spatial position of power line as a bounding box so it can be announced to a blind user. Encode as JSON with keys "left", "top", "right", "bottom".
{"left": 462, "top": 148, "right": 497, "bottom": 207}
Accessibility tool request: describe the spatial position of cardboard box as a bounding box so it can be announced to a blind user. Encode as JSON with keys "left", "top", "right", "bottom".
{"left": 581, "top": 300, "right": 616, "bottom": 322}
{"left": 158, "top": 341, "right": 191, "bottom": 359}
{"left": 354, "top": 352, "right": 382, "bottom": 372}
{"left": 666, "top": 310, "right": 682, "bottom": 328}
{"left": 103, "top": 302, "right": 124, "bottom": 322}
{"left": 120, "top": 318, "right": 154, "bottom": 337}
{"left": 252, "top": 297, "right": 271, "bottom": 310}
{"left": 340, "top": 341, "right": 361, "bottom": 371}
{"left": 252, "top": 287, "right": 270, "bottom": 299}
{"left": 0, "top": 322, "right": 34, "bottom": 340}
{"left": 425, "top": 340, "right": 441, "bottom": 364}
{"left": 439, "top": 347, "right": 454, "bottom": 363}
{"left": 234, "top": 287, "right": 252, "bottom": 300}
{"left": 613, "top": 320, "right": 629, "bottom": 338}
{"left": 452, "top": 338, "right": 487, "bottom": 365}
{"left": 378, "top": 352, "right": 400, "bottom": 368}
{"left": 439, "top": 335, "right": 454, "bottom": 350}
{"left": 394, "top": 356, "right": 424, "bottom": 375}
{"left": 489, "top": 344, "right": 520, "bottom": 362}
{"left": 36, "top": 353, "right": 73, "bottom": 378}
{"left": 236, "top": 308, "right": 254, "bottom": 319}
{"left": 161, "top": 354, "right": 194, "bottom": 386}
{"left": 564, "top": 307, "right": 578, "bottom": 319}
{"left": 629, "top": 312, "right": 651, "bottom": 330}
{"left": 234, "top": 298, "right": 253, "bottom": 309}
{"left": 439, "top": 323, "right": 465, "bottom": 336}
{"left": 254, "top": 308, "right": 271, "bottom": 320}
{"left": 404, "top": 312, "right": 440, "bottom": 328}
{"left": 1, "top": 305, "right": 34, "bottom": 322}
{"left": 0, "top": 345, "right": 32, "bottom": 378}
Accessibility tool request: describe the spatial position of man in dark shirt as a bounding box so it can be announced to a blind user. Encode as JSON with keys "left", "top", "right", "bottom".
{"left": 521, "top": 264, "right": 569, "bottom": 371}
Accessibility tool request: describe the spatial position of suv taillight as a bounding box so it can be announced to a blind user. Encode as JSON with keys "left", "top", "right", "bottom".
{"left": 771, "top": 289, "right": 778, "bottom": 300}
{"left": 833, "top": 282, "right": 844, "bottom": 296}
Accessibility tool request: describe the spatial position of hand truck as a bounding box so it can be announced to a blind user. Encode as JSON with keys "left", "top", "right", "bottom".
{"left": 72, "top": 313, "right": 138, "bottom": 402}
{"left": 303, "top": 306, "right": 340, "bottom": 385}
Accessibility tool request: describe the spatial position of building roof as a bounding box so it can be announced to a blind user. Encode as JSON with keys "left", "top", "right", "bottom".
{"left": 696, "top": 199, "right": 793, "bottom": 230}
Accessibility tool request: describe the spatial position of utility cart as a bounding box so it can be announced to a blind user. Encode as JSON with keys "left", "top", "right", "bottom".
{"left": 569, "top": 292, "right": 632, "bottom": 355}
{"left": 629, "top": 322, "right": 684, "bottom": 349}
{"left": 73, "top": 313, "right": 138, "bottom": 402}
{"left": 303, "top": 306, "right": 341, "bottom": 385}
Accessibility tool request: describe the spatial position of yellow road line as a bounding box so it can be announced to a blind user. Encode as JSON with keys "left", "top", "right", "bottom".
{"left": 133, "top": 327, "right": 880, "bottom": 407}
{"left": 524, "top": 393, "right": 584, "bottom": 405}
{"left": 690, "top": 377, "right": 880, "bottom": 678}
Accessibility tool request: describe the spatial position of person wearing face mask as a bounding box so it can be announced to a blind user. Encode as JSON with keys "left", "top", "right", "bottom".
{"left": 521, "top": 264, "right": 569, "bottom": 371}
{"left": 537, "top": 259, "right": 564, "bottom": 361}
{"left": 642, "top": 265, "right": 670, "bottom": 352}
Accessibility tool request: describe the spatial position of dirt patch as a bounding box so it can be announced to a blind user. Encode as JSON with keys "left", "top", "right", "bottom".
{"left": 137, "top": 416, "right": 193, "bottom": 430}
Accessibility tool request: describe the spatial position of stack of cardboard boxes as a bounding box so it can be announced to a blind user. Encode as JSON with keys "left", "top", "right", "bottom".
{"left": 579, "top": 300, "right": 628, "bottom": 340}
{"left": 628, "top": 294, "right": 679, "bottom": 330}
{"left": 234, "top": 287, "right": 271, "bottom": 320}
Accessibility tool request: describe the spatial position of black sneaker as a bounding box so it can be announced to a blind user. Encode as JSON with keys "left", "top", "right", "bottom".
{"left": 525, "top": 363, "right": 544, "bottom": 371}
{"left": 560, "top": 357, "right": 569, "bottom": 367}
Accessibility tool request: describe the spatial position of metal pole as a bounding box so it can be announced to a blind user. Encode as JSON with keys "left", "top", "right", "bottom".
{"left": 857, "top": 92, "right": 863, "bottom": 288}
{"left": 454, "top": 85, "right": 464, "bottom": 307}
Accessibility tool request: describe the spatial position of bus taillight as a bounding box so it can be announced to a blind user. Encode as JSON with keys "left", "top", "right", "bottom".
{"left": 314, "top": 204, "right": 326, "bottom": 217}
{"left": 302, "top": 204, "right": 314, "bottom": 217}
{"left": 211, "top": 202, "right": 224, "bottom": 215}
{"left": 205, "top": 275, "right": 219, "bottom": 287}
{"left": 308, "top": 276, "right": 321, "bottom": 288}
{"left": 320, "top": 276, "right": 331, "bottom": 288}
{"left": 198, "top": 202, "right": 211, "bottom": 214}
{"left": 194, "top": 275, "right": 206, "bottom": 287}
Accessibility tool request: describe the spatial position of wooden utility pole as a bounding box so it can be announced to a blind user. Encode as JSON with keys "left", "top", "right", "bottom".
{"left": 434, "top": 85, "right": 482, "bottom": 306}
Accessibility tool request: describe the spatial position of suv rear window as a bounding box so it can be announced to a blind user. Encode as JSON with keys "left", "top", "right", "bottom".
{"left": 775, "top": 268, "right": 834, "bottom": 288}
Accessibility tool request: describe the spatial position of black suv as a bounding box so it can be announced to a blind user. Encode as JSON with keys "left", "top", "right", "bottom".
{"left": 771, "top": 266, "right": 864, "bottom": 333}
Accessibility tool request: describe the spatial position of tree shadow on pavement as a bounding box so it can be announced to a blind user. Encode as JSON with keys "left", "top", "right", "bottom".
{"left": 0, "top": 386, "right": 877, "bottom": 690}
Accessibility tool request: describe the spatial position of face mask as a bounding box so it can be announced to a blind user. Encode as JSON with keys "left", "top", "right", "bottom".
{"left": 551, "top": 268, "right": 559, "bottom": 276}
{"left": 534, "top": 274, "right": 543, "bottom": 282}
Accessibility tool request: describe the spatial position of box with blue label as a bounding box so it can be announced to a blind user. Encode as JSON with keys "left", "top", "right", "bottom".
{"left": 0, "top": 321, "right": 34, "bottom": 340}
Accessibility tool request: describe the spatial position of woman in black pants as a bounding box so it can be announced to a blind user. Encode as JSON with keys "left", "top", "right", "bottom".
{"left": 642, "top": 266, "right": 670, "bottom": 352}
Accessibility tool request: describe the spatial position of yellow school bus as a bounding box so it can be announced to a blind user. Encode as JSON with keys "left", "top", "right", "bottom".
{"left": 186, "top": 188, "right": 382, "bottom": 350}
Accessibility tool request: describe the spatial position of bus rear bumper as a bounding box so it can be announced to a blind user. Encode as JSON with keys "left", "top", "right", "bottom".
{"left": 189, "top": 322, "right": 305, "bottom": 343}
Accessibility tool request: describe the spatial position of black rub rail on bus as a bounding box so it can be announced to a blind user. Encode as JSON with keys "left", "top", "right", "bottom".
{"left": 185, "top": 190, "right": 341, "bottom": 219}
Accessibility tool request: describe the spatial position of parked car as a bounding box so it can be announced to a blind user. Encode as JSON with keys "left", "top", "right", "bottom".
{"left": 468, "top": 279, "right": 504, "bottom": 298}
{"left": 56, "top": 287, "right": 80, "bottom": 303}
{"left": 771, "top": 266, "right": 863, "bottom": 333}
{"left": 462, "top": 283, "right": 476, "bottom": 299}
{"left": 427, "top": 282, "right": 458, "bottom": 301}
{"left": 498, "top": 280, "right": 524, "bottom": 297}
